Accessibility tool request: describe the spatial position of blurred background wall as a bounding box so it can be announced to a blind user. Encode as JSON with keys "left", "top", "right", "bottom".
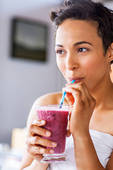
{"left": 0, "top": 0, "right": 65, "bottom": 144}
{"left": 0, "top": 0, "right": 113, "bottom": 145}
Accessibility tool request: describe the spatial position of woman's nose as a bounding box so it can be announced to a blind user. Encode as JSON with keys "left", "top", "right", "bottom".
{"left": 66, "top": 53, "right": 79, "bottom": 70}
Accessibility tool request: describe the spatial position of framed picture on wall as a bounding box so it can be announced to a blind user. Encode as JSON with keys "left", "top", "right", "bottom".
{"left": 10, "top": 17, "right": 48, "bottom": 62}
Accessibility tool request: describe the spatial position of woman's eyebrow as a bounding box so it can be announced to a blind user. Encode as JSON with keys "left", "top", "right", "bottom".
{"left": 74, "top": 41, "right": 93, "bottom": 46}
{"left": 55, "top": 44, "right": 63, "bottom": 47}
{"left": 55, "top": 41, "right": 93, "bottom": 47}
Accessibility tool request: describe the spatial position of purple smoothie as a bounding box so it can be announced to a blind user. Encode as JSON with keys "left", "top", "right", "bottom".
{"left": 37, "top": 106, "right": 69, "bottom": 154}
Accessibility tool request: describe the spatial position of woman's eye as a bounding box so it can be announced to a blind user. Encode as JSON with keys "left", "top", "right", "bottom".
{"left": 78, "top": 48, "right": 88, "bottom": 53}
{"left": 56, "top": 49, "right": 64, "bottom": 54}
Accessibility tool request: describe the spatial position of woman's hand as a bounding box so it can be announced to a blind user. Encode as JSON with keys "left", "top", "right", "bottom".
{"left": 63, "top": 82, "right": 96, "bottom": 137}
{"left": 26, "top": 119, "right": 57, "bottom": 161}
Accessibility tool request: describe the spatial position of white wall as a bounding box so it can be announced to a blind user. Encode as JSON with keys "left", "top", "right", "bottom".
{"left": 104, "top": 1, "right": 113, "bottom": 9}
{"left": 0, "top": 0, "right": 65, "bottom": 144}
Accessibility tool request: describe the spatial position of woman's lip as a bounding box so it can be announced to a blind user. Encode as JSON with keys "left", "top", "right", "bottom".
{"left": 68, "top": 78, "right": 84, "bottom": 83}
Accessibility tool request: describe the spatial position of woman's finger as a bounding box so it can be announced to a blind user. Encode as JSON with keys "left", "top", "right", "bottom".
{"left": 29, "top": 125, "right": 51, "bottom": 137}
{"left": 27, "top": 145, "right": 54, "bottom": 156}
{"left": 64, "top": 83, "right": 90, "bottom": 106}
{"left": 66, "top": 92, "right": 75, "bottom": 105}
{"left": 27, "top": 136, "right": 57, "bottom": 148}
{"left": 28, "top": 120, "right": 51, "bottom": 137}
{"left": 82, "top": 83, "right": 96, "bottom": 106}
{"left": 64, "top": 86, "right": 82, "bottom": 104}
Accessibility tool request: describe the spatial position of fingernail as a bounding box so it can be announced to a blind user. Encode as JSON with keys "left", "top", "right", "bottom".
{"left": 32, "top": 120, "right": 38, "bottom": 124}
{"left": 40, "top": 148, "right": 44, "bottom": 153}
{"left": 50, "top": 150, "right": 54, "bottom": 154}
{"left": 32, "top": 120, "right": 45, "bottom": 125}
{"left": 46, "top": 131, "right": 51, "bottom": 137}
{"left": 40, "top": 120, "right": 45, "bottom": 124}
{"left": 52, "top": 142, "right": 57, "bottom": 147}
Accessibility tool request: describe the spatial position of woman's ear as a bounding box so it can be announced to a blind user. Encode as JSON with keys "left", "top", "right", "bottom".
{"left": 106, "top": 43, "right": 113, "bottom": 63}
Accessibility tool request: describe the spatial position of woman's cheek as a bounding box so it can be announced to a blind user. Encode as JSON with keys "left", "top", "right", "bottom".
{"left": 57, "top": 58, "right": 66, "bottom": 74}
{"left": 80, "top": 57, "right": 99, "bottom": 77}
{"left": 81, "top": 53, "right": 106, "bottom": 71}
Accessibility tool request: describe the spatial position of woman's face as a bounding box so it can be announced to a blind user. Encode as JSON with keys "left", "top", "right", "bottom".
{"left": 55, "top": 19, "right": 110, "bottom": 91}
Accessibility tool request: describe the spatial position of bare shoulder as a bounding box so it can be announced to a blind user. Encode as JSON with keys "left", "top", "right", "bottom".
{"left": 34, "top": 91, "right": 62, "bottom": 106}
{"left": 26, "top": 92, "right": 62, "bottom": 127}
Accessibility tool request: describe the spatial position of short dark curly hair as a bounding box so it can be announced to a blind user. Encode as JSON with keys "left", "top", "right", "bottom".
{"left": 50, "top": 0, "right": 113, "bottom": 54}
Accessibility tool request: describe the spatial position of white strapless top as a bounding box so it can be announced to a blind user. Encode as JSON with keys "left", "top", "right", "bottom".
{"left": 50, "top": 130, "right": 113, "bottom": 170}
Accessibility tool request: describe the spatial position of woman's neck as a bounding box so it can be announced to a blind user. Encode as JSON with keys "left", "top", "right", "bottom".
{"left": 91, "top": 75, "right": 113, "bottom": 111}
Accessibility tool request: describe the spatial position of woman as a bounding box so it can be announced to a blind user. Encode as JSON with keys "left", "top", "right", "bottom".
{"left": 20, "top": 0, "right": 113, "bottom": 169}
